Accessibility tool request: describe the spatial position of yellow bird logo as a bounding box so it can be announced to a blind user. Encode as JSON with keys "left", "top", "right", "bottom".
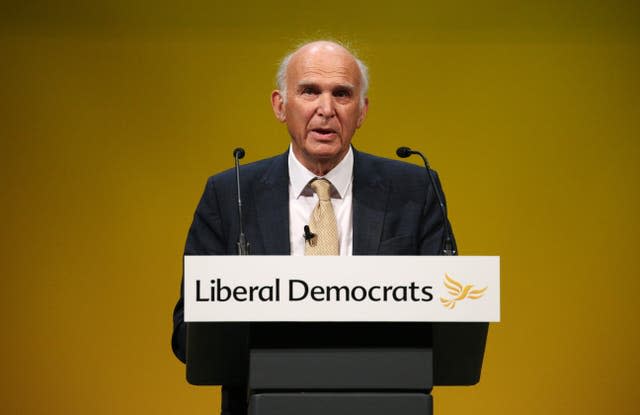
{"left": 440, "top": 273, "right": 487, "bottom": 309}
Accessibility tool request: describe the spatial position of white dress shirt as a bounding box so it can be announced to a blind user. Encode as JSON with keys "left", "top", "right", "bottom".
{"left": 288, "top": 146, "right": 354, "bottom": 256}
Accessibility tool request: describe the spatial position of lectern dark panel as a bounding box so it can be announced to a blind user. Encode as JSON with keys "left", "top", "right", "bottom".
{"left": 249, "top": 349, "right": 433, "bottom": 390}
{"left": 432, "top": 322, "right": 489, "bottom": 385}
{"left": 249, "top": 393, "right": 433, "bottom": 415}
{"left": 186, "top": 322, "right": 488, "bottom": 386}
{"left": 186, "top": 323, "right": 249, "bottom": 386}
{"left": 250, "top": 323, "right": 433, "bottom": 348}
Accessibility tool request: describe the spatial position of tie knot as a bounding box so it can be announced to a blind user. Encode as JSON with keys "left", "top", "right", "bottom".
{"left": 310, "top": 178, "right": 332, "bottom": 201}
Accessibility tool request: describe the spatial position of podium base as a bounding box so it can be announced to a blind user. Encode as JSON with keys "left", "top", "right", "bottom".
{"left": 248, "top": 392, "right": 432, "bottom": 415}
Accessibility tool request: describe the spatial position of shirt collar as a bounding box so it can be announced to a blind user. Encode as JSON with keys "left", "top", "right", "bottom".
{"left": 288, "top": 145, "right": 354, "bottom": 199}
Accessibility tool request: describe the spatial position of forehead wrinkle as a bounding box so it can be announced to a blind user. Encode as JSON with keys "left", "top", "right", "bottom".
{"left": 296, "top": 79, "right": 356, "bottom": 90}
{"left": 298, "top": 67, "right": 359, "bottom": 86}
{"left": 303, "top": 67, "right": 350, "bottom": 77}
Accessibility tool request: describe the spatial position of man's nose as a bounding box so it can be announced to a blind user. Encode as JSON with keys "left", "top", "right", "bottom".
{"left": 316, "top": 93, "right": 336, "bottom": 118}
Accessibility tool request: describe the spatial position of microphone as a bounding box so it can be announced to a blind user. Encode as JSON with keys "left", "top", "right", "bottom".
{"left": 396, "top": 146, "right": 431, "bottom": 168}
{"left": 233, "top": 147, "right": 245, "bottom": 160}
{"left": 396, "top": 146, "right": 456, "bottom": 255}
{"left": 233, "top": 147, "right": 250, "bottom": 255}
{"left": 302, "top": 225, "right": 316, "bottom": 246}
{"left": 395, "top": 146, "right": 413, "bottom": 159}
{"left": 303, "top": 225, "right": 316, "bottom": 245}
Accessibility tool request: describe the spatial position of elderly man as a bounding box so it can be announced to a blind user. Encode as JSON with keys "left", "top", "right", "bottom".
{"left": 172, "top": 40, "right": 455, "bottom": 415}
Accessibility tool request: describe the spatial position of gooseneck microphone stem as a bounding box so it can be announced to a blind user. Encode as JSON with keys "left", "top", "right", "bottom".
{"left": 396, "top": 146, "right": 456, "bottom": 256}
{"left": 233, "top": 147, "right": 250, "bottom": 255}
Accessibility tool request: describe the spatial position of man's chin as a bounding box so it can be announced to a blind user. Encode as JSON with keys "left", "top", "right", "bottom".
{"left": 307, "top": 147, "right": 344, "bottom": 162}
{"left": 292, "top": 144, "right": 350, "bottom": 174}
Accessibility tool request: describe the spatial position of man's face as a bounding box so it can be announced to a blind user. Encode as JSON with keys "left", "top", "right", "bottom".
{"left": 271, "top": 43, "right": 368, "bottom": 173}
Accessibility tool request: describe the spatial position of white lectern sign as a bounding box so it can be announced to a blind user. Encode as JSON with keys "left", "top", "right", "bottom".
{"left": 184, "top": 256, "right": 499, "bottom": 322}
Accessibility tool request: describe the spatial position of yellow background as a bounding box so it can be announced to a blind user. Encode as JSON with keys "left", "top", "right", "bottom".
{"left": 1, "top": 1, "right": 638, "bottom": 414}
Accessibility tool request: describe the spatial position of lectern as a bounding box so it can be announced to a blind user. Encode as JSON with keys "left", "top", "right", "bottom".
{"left": 187, "top": 321, "right": 488, "bottom": 415}
{"left": 183, "top": 256, "right": 499, "bottom": 414}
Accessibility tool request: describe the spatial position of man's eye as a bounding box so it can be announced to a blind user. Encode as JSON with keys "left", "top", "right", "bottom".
{"left": 334, "top": 89, "right": 352, "bottom": 98}
{"left": 302, "top": 87, "right": 317, "bottom": 95}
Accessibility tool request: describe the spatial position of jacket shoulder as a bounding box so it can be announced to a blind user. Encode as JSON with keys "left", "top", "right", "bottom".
{"left": 205, "top": 152, "right": 287, "bottom": 187}
{"left": 354, "top": 150, "right": 430, "bottom": 187}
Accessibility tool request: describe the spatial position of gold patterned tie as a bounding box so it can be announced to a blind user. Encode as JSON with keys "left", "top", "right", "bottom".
{"left": 305, "top": 178, "right": 339, "bottom": 255}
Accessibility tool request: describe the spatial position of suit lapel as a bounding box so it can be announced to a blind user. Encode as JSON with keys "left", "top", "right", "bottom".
{"left": 254, "top": 152, "right": 290, "bottom": 255}
{"left": 352, "top": 149, "right": 389, "bottom": 255}
{"left": 251, "top": 149, "right": 387, "bottom": 255}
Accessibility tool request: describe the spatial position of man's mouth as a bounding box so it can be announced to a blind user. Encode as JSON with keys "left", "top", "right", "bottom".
{"left": 311, "top": 128, "right": 337, "bottom": 137}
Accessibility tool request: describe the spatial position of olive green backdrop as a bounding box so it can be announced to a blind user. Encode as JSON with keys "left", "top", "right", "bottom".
{"left": 1, "top": 1, "right": 638, "bottom": 414}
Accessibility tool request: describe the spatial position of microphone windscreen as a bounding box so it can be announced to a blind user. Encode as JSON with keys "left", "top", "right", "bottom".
{"left": 233, "top": 147, "right": 245, "bottom": 159}
{"left": 396, "top": 146, "right": 412, "bottom": 158}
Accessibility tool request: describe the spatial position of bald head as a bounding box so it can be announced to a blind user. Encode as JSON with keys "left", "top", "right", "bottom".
{"left": 276, "top": 41, "right": 369, "bottom": 107}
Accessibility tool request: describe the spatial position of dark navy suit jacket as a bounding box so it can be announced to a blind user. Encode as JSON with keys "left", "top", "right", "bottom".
{"left": 172, "top": 148, "right": 455, "bottom": 363}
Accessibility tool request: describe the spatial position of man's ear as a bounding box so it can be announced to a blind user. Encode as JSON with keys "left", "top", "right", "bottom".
{"left": 271, "top": 90, "right": 286, "bottom": 122}
{"left": 356, "top": 97, "right": 369, "bottom": 128}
